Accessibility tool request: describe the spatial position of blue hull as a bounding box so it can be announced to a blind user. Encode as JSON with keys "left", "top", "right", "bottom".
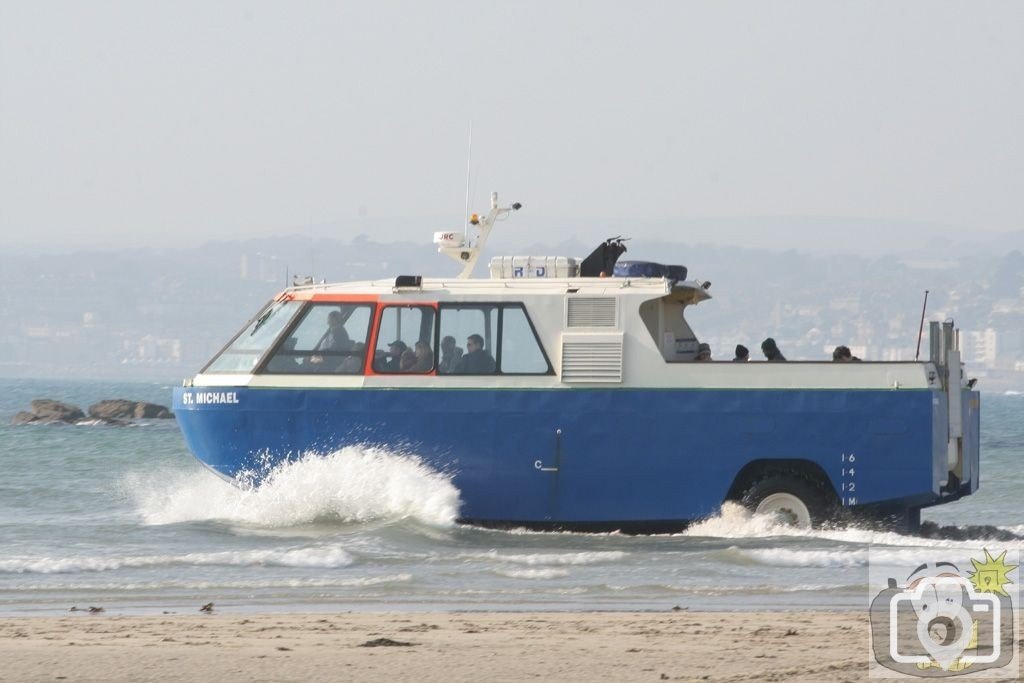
{"left": 172, "top": 386, "right": 965, "bottom": 526}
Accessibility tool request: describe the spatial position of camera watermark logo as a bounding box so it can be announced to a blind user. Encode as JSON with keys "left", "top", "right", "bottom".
{"left": 869, "top": 548, "right": 1018, "bottom": 678}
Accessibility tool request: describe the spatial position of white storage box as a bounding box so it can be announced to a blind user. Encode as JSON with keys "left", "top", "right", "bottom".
{"left": 489, "top": 256, "right": 579, "bottom": 279}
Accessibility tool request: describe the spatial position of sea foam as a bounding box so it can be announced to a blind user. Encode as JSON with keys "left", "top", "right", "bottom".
{"left": 464, "top": 550, "right": 628, "bottom": 566}
{"left": 124, "top": 446, "right": 461, "bottom": 528}
{"left": 0, "top": 546, "right": 355, "bottom": 574}
{"left": 686, "top": 502, "right": 1013, "bottom": 549}
{"left": 494, "top": 568, "right": 572, "bottom": 579}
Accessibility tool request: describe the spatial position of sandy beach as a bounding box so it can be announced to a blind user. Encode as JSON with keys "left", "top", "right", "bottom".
{"left": 0, "top": 610, "right": 883, "bottom": 682}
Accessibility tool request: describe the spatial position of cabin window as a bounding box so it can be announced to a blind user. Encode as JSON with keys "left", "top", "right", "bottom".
{"left": 203, "top": 300, "right": 304, "bottom": 373}
{"left": 437, "top": 305, "right": 498, "bottom": 374}
{"left": 437, "top": 303, "right": 552, "bottom": 375}
{"left": 262, "top": 303, "right": 374, "bottom": 374}
{"left": 499, "top": 306, "right": 550, "bottom": 373}
{"left": 372, "top": 305, "right": 437, "bottom": 373}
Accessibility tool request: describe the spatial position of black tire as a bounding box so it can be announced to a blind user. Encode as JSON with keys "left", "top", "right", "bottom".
{"left": 740, "top": 473, "right": 837, "bottom": 529}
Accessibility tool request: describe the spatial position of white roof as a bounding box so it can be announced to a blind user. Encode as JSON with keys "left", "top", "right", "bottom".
{"left": 288, "top": 276, "right": 712, "bottom": 302}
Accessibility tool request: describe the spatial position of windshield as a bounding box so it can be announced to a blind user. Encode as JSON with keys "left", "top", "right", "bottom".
{"left": 263, "top": 303, "right": 374, "bottom": 374}
{"left": 203, "top": 299, "right": 304, "bottom": 373}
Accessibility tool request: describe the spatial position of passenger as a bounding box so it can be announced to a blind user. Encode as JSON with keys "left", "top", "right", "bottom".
{"left": 399, "top": 348, "right": 418, "bottom": 372}
{"left": 309, "top": 310, "right": 351, "bottom": 366}
{"left": 412, "top": 340, "right": 434, "bottom": 372}
{"left": 438, "top": 335, "right": 463, "bottom": 374}
{"left": 832, "top": 345, "right": 862, "bottom": 362}
{"left": 695, "top": 343, "right": 712, "bottom": 361}
{"left": 337, "top": 342, "right": 366, "bottom": 374}
{"left": 733, "top": 344, "right": 749, "bottom": 362}
{"left": 761, "top": 337, "right": 787, "bottom": 362}
{"left": 378, "top": 340, "right": 408, "bottom": 372}
{"left": 454, "top": 334, "right": 496, "bottom": 373}
{"left": 319, "top": 310, "right": 351, "bottom": 351}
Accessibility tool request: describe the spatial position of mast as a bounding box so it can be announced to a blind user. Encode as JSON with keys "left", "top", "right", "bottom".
{"left": 434, "top": 192, "right": 522, "bottom": 278}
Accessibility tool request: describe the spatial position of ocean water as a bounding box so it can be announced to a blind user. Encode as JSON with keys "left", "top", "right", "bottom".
{"left": 0, "top": 377, "right": 1020, "bottom": 616}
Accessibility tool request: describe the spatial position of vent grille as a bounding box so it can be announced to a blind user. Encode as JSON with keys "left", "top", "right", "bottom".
{"left": 561, "top": 334, "right": 623, "bottom": 383}
{"left": 566, "top": 297, "right": 617, "bottom": 328}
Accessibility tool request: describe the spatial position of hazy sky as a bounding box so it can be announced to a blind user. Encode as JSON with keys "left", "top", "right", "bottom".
{"left": 1, "top": 1, "right": 1021, "bottom": 251}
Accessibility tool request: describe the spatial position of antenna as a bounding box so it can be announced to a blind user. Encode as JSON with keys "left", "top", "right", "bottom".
{"left": 915, "top": 290, "right": 930, "bottom": 360}
{"left": 464, "top": 122, "right": 473, "bottom": 244}
{"left": 432, "top": 126, "right": 522, "bottom": 277}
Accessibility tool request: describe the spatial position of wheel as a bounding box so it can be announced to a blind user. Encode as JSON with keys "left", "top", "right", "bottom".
{"left": 741, "top": 473, "right": 835, "bottom": 529}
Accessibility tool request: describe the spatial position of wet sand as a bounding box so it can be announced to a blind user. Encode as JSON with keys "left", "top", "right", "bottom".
{"left": 0, "top": 610, "right": 884, "bottom": 682}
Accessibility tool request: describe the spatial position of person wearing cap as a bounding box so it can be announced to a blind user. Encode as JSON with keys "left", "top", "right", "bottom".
{"left": 733, "top": 344, "right": 749, "bottom": 362}
{"left": 761, "top": 337, "right": 786, "bottom": 361}
{"left": 695, "top": 343, "right": 712, "bottom": 361}
{"left": 378, "top": 340, "right": 407, "bottom": 372}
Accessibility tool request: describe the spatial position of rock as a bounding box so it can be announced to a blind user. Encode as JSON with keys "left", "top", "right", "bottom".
{"left": 88, "top": 399, "right": 173, "bottom": 420}
{"left": 918, "top": 521, "right": 1022, "bottom": 542}
{"left": 87, "top": 401, "right": 173, "bottom": 421}
{"left": 28, "top": 399, "right": 84, "bottom": 422}
{"left": 88, "top": 399, "right": 138, "bottom": 421}
{"left": 133, "top": 402, "right": 173, "bottom": 419}
{"left": 359, "top": 638, "right": 415, "bottom": 648}
{"left": 14, "top": 398, "right": 173, "bottom": 426}
{"left": 11, "top": 411, "right": 39, "bottom": 425}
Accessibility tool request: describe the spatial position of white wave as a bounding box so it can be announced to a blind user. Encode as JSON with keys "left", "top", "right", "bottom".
{"left": 330, "top": 573, "right": 413, "bottom": 587}
{"left": 739, "top": 547, "right": 868, "bottom": 568}
{"left": 125, "top": 446, "right": 460, "bottom": 528}
{"left": 719, "top": 544, "right": 1021, "bottom": 573}
{"left": 494, "top": 568, "right": 571, "bottom": 579}
{"left": 602, "top": 581, "right": 863, "bottom": 595}
{"left": 8, "top": 574, "right": 414, "bottom": 591}
{"left": 686, "top": 502, "right": 1010, "bottom": 549}
{"left": 0, "top": 546, "right": 354, "bottom": 574}
{"left": 463, "top": 550, "right": 627, "bottom": 566}
{"left": 73, "top": 419, "right": 109, "bottom": 427}
{"left": 685, "top": 502, "right": 796, "bottom": 538}
{"left": 438, "top": 586, "right": 590, "bottom": 596}
{"left": 679, "top": 583, "right": 866, "bottom": 596}
{"left": 494, "top": 526, "right": 622, "bottom": 537}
